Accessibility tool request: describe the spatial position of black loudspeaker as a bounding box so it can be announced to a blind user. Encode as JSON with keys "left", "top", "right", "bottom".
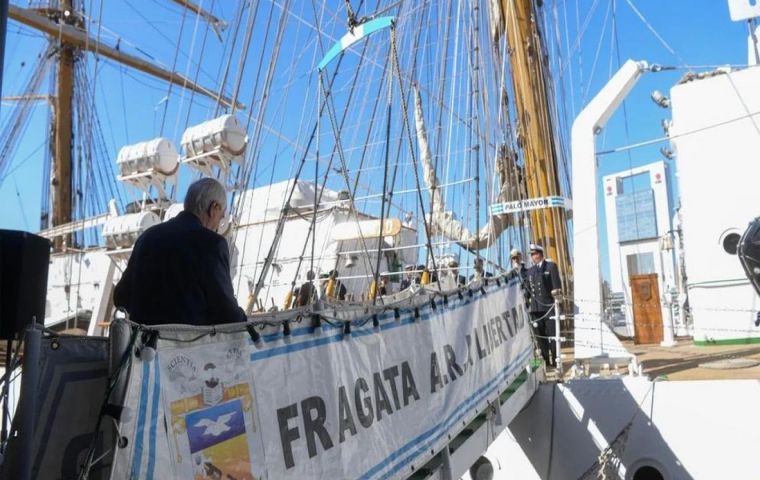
{"left": 739, "top": 217, "right": 760, "bottom": 302}
{"left": 0, "top": 230, "right": 51, "bottom": 340}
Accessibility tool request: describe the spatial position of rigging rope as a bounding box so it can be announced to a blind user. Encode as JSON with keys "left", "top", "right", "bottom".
{"left": 247, "top": 35, "right": 350, "bottom": 302}
{"left": 213, "top": 0, "right": 247, "bottom": 116}
{"left": 244, "top": 0, "right": 397, "bottom": 301}
{"left": 0, "top": 51, "right": 51, "bottom": 182}
{"left": 169, "top": 0, "right": 208, "bottom": 142}
{"left": 318, "top": 72, "right": 379, "bottom": 281}
{"left": 623, "top": 0, "right": 686, "bottom": 65}
{"left": 390, "top": 24, "right": 440, "bottom": 283}
{"left": 597, "top": 109, "right": 760, "bottom": 156}
{"left": 229, "top": 0, "right": 262, "bottom": 115}
{"left": 310, "top": 0, "right": 383, "bottom": 280}
{"left": 310, "top": 74, "right": 321, "bottom": 285}
{"left": 561, "top": 0, "right": 600, "bottom": 77}
{"left": 181, "top": 0, "right": 218, "bottom": 134}
{"left": 233, "top": 7, "right": 313, "bottom": 297}
{"left": 370, "top": 30, "right": 395, "bottom": 305}
{"left": 158, "top": 3, "right": 189, "bottom": 135}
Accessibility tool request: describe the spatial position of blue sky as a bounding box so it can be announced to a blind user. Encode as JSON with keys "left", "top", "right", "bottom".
{"left": 0, "top": 0, "right": 753, "bottom": 278}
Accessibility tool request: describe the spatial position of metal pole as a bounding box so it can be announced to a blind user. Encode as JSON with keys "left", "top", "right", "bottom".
{"left": 661, "top": 290, "right": 676, "bottom": 347}
{"left": 0, "top": 0, "right": 9, "bottom": 108}
{"left": 19, "top": 326, "right": 41, "bottom": 480}
{"left": 0, "top": 339, "right": 10, "bottom": 450}
{"left": 554, "top": 297, "right": 562, "bottom": 373}
{"left": 439, "top": 445, "right": 453, "bottom": 480}
{"left": 749, "top": 18, "right": 760, "bottom": 65}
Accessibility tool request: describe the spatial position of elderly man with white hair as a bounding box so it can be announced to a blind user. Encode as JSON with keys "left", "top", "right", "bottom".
{"left": 526, "top": 243, "right": 562, "bottom": 367}
{"left": 114, "top": 178, "right": 247, "bottom": 326}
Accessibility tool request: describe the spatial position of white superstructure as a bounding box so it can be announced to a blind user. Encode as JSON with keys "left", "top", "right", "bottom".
{"left": 603, "top": 161, "right": 681, "bottom": 337}
{"left": 230, "top": 179, "right": 417, "bottom": 310}
{"left": 668, "top": 65, "right": 760, "bottom": 345}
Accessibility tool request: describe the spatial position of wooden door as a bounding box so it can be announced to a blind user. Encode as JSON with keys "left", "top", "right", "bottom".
{"left": 630, "top": 274, "right": 663, "bottom": 345}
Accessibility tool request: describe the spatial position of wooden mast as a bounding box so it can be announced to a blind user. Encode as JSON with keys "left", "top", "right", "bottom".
{"left": 501, "top": 0, "right": 572, "bottom": 290}
{"left": 51, "top": 0, "right": 74, "bottom": 248}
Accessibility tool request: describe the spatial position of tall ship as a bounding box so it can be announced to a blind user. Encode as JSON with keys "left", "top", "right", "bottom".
{"left": 0, "top": 0, "right": 759, "bottom": 479}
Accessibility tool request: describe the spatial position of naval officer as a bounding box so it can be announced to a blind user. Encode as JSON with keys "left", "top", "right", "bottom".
{"left": 510, "top": 248, "right": 530, "bottom": 305}
{"left": 510, "top": 248, "right": 529, "bottom": 285}
{"left": 526, "top": 244, "right": 562, "bottom": 367}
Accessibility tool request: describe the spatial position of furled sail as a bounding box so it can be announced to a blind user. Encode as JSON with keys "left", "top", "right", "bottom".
{"left": 413, "top": 86, "right": 515, "bottom": 251}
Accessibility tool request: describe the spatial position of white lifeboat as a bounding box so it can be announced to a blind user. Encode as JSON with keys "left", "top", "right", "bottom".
{"left": 116, "top": 138, "right": 179, "bottom": 198}
{"left": 180, "top": 115, "right": 247, "bottom": 186}
{"left": 117, "top": 138, "right": 179, "bottom": 177}
{"left": 181, "top": 114, "right": 247, "bottom": 159}
{"left": 102, "top": 211, "right": 161, "bottom": 249}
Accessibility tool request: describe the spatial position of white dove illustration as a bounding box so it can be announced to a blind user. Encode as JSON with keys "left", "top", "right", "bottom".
{"left": 193, "top": 412, "right": 235, "bottom": 437}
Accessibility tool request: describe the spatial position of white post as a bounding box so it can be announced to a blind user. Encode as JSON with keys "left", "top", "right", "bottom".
{"left": 661, "top": 290, "right": 677, "bottom": 347}
{"left": 571, "top": 59, "right": 647, "bottom": 359}
{"left": 87, "top": 258, "right": 116, "bottom": 336}
{"left": 554, "top": 297, "right": 562, "bottom": 373}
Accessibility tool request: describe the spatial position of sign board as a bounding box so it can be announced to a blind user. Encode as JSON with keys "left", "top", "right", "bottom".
{"left": 727, "top": 0, "right": 760, "bottom": 21}
{"left": 489, "top": 196, "right": 571, "bottom": 216}
{"left": 111, "top": 279, "right": 532, "bottom": 479}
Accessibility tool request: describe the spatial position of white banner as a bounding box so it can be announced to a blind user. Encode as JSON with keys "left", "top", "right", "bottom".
{"left": 112, "top": 278, "right": 532, "bottom": 480}
{"left": 160, "top": 340, "right": 264, "bottom": 480}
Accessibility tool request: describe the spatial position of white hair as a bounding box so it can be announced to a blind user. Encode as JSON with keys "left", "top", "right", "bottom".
{"left": 184, "top": 178, "right": 227, "bottom": 217}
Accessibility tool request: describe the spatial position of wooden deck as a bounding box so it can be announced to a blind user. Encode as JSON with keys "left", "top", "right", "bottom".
{"left": 563, "top": 338, "right": 760, "bottom": 381}
{"left": 625, "top": 339, "right": 760, "bottom": 381}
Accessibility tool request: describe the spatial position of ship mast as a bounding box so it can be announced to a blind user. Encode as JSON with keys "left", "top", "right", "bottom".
{"left": 7, "top": 1, "right": 237, "bottom": 248}
{"left": 52, "top": 0, "right": 74, "bottom": 247}
{"left": 499, "top": 0, "right": 572, "bottom": 289}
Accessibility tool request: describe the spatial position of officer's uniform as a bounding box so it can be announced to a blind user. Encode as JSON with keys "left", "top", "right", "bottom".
{"left": 526, "top": 245, "right": 561, "bottom": 366}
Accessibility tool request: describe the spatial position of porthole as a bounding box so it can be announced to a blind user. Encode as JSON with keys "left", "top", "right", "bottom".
{"left": 721, "top": 231, "right": 741, "bottom": 255}
{"left": 468, "top": 456, "right": 494, "bottom": 480}
{"left": 633, "top": 465, "right": 664, "bottom": 480}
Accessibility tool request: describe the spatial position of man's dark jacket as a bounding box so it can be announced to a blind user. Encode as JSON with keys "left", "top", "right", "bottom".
{"left": 114, "top": 211, "right": 246, "bottom": 326}
{"left": 526, "top": 260, "right": 561, "bottom": 313}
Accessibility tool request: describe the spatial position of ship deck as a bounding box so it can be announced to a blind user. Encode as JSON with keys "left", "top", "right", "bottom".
{"left": 564, "top": 339, "right": 760, "bottom": 381}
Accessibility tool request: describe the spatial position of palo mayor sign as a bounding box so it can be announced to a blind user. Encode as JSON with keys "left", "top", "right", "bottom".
{"left": 112, "top": 278, "right": 532, "bottom": 479}
{"left": 490, "top": 196, "right": 572, "bottom": 215}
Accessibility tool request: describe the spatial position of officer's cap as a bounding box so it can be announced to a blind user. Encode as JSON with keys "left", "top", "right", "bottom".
{"left": 529, "top": 244, "right": 544, "bottom": 254}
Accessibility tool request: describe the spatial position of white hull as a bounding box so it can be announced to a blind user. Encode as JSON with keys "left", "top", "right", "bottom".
{"left": 472, "top": 377, "right": 760, "bottom": 479}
